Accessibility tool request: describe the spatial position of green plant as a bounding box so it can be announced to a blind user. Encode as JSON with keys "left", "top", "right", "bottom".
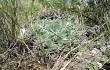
{"left": 28, "top": 18, "right": 85, "bottom": 51}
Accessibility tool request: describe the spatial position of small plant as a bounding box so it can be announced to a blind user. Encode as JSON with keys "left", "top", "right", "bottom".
{"left": 28, "top": 18, "right": 85, "bottom": 51}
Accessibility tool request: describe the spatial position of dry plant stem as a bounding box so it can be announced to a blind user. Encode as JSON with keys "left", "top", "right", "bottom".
{"left": 60, "top": 59, "right": 72, "bottom": 70}
{"left": 51, "top": 33, "right": 104, "bottom": 70}
{"left": 22, "top": 40, "right": 36, "bottom": 58}
{"left": 0, "top": 41, "right": 18, "bottom": 57}
{"left": 101, "top": 58, "right": 110, "bottom": 68}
